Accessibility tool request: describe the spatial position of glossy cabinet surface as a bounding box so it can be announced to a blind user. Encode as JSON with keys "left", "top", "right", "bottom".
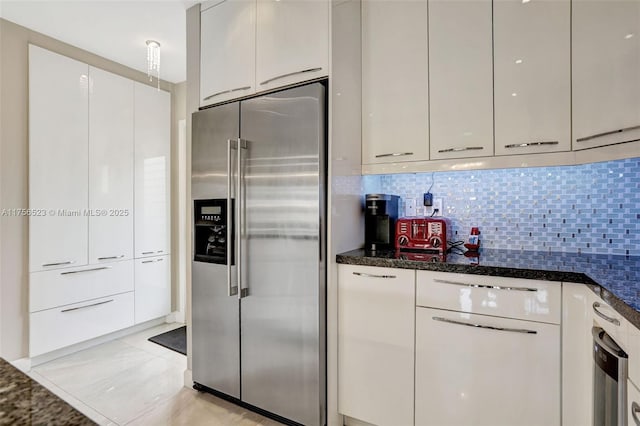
{"left": 255, "top": 0, "right": 328, "bottom": 92}
{"left": 629, "top": 320, "right": 640, "bottom": 389}
{"left": 415, "top": 307, "right": 560, "bottom": 426}
{"left": 29, "top": 292, "right": 134, "bottom": 357}
{"left": 417, "top": 271, "right": 561, "bottom": 324}
{"left": 338, "top": 265, "right": 415, "bottom": 426}
{"left": 134, "top": 83, "right": 171, "bottom": 258}
{"left": 629, "top": 380, "right": 640, "bottom": 426}
{"left": 88, "top": 67, "right": 134, "bottom": 264}
{"left": 28, "top": 45, "right": 89, "bottom": 272}
{"left": 573, "top": 0, "right": 640, "bottom": 150}
{"left": 200, "top": 0, "right": 256, "bottom": 106}
{"left": 561, "top": 283, "right": 595, "bottom": 426}
{"left": 30, "top": 260, "right": 134, "bottom": 313}
{"left": 429, "top": 0, "right": 493, "bottom": 160}
{"left": 361, "top": 0, "right": 429, "bottom": 165}
{"left": 493, "top": 0, "right": 570, "bottom": 156}
{"left": 134, "top": 255, "right": 171, "bottom": 324}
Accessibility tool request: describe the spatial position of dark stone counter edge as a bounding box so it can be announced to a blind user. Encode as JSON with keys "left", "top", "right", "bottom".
{"left": 335, "top": 253, "right": 640, "bottom": 331}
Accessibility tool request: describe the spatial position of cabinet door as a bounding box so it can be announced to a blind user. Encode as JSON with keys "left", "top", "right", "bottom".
{"left": 573, "top": 0, "right": 640, "bottom": 150}
{"left": 338, "top": 265, "right": 415, "bottom": 426}
{"left": 362, "top": 0, "right": 429, "bottom": 164}
{"left": 429, "top": 0, "right": 493, "bottom": 160}
{"left": 88, "top": 67, "right": 134, "bottom": 264}
{"left": 562, "top": 283, "right": 594, "bottom": 426}
{"left": 256, "top": 0, "right": 328, "bottom": 92}
{"left": 415, "top": 307, "right": 560, "bottom": 426}
{"left": 629, "top": 380, "right": 640, "bottom": 426}
{"left": 494, "top": 0, "right": 570, "bottom": 156}
{"left": 29, "top": 45, "right": 88, "bottom": 272}
{"left": 200, "top": 0, "right": 256, "bottom": 106}
{"left": 134, "top": 83, "right": 171, "bottom": 258}
{"left": 134, "top": 255, "right": 170, "bottom": 324}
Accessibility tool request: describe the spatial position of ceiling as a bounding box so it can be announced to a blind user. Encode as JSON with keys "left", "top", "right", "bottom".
{"left": 0, "top": 1, "right": 198, "bottom": 83}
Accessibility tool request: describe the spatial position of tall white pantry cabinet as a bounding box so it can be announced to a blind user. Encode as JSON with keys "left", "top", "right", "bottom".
{"left": 28, "top": 45, "right": 171, "bottom": 357}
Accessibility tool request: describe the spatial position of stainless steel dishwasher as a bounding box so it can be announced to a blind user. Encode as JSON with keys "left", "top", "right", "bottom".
{"left": 593, "top": 326, "right": 629, "bottom": 426}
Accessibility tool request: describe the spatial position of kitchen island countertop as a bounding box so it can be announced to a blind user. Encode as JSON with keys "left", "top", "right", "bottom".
{"left": 336, "top": 248, "right": 640, "bottom": 330}
{"left": 0, "top": 357, "right": 94, "bottom": 426}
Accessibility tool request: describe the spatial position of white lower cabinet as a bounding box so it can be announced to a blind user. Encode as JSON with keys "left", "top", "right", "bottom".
{"left": 30, "top": 292, "right": 134, "bottom": 357}
{"left": 629, "top": 380, "right": 640, "bottom": 426}
{"left": 415, "top": 307, "right": 560, "bottom": 426}
{"left": 338, "top": 265, "right": 415, "bottom": 426}
{"left": 134, "top": 255, "right": 171, "bottom": 324}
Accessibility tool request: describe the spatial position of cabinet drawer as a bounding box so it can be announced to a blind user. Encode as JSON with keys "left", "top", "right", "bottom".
{"left": 629, "top": 323, "right": 640, "bottom": 390}
{"left": 589, "top": 294, "right": 628, "bottom": 350}
{"left": 30, "top": 292, "right": 134, "bottom": 357}
{"left": 30, "top": 260, "right": 134, "bottom": 313}
{"left": 135, "top": 255, "right": 171, "bottom": 324}
{"left": 629, "top": 379, "right": 640, "bottom": 426}
{"left": 417, "top": 271, "right": 561, "bottom": 324}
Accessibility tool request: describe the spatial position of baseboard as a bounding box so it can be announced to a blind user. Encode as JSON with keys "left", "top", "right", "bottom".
{"left": 29, "top": 317, "right": 166, "bottom": 367}
{"left": 183, "top": 368, "right": 193, "bottom": 388}
{"left": 165, "top": 311, "right": 185, "bottom": 324}
{"left": 10, "top": 358, "right": 32, "bottom": 373}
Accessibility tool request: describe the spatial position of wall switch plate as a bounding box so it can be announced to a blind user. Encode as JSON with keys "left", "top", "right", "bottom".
{"left": 405, "top": 198, "right": 417, "bottom": 216}
{"left": 425, "top": 198, "right": 443, "bottom": 217}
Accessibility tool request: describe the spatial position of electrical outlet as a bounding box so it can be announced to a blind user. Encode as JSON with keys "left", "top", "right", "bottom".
{"left": 425, "top": 198, "right": 443, "bottom": 217}
{"left": 405, "top": 198, "right": 417, "bottom": 216}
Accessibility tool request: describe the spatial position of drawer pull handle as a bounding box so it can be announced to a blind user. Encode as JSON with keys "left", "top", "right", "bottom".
{"left": 432, "top": 316, "right": 537, "bottom": 335}
{"left": 142, "top": 258, "right": 163, "bottom": 264}
{"left": 42, "top": 261, "right": 74, "bottom": 267}
{"left": 592, "top": 302, "right": 620, "bottom": 326}
{"left": 576, "top": 124, "right": 640, "bottom": 143}
{"left": 97, "top": 255, "right": 124, "bottom": 260}
{"left": 632, "top": 401, "right": 640, "bottom": 425}
{"left": 437, "top": 146, "right": 484, "bottom": 153}
{"left": 142, "top": 251, "right": 154, "bottom": 255}
{"left": 433, "top": 278, "right": 538, "bottom": 292}
{"left": 203, "top": 85, "right": 252, "bottom": 101}
{"left": 61, "top": 299, "right": 114, "bottom": 313}
{"left": 60, "top": 266, "right": 112, "bottom": 275}
{"left": 375, "top": 152, "right": 414, "bottom": 158}
{"left": 352, "top": 272, "right": 396, "bottom": 279}
{"left": 156, "top": 250, "right": 164, "bottom": 253}
{"left": 259, "top": 67, "right": 322, "bottom": 86}
{"left": 504, "top": 141, "right": 559, "bottom": 149}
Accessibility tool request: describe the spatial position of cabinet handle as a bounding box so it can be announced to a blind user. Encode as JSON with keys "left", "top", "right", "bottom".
{"left": 142, "top": 251, "right": 154, "bottom": 255}
{"left": 42, "top": 261, "right": 74, "bottom": 267}
{"left": 352, "top": 272, "right": 396, "bottom": 279}
{"left": 61, "top": 299, "right": 114, "bottom": 313}
{"left": 60, "top": 266, "right": 112, "bottom": 275}
{"left": 504, "top": 141, "right": 559, "bottom": 149}
{"left": 203, "top": 86, "right": 251, "bottom": 101}
{"left": 259, "top": 67, "right": 322, "bottom": 86}
{"left": 141, "top": 259, "right": 163, "bottom": 264}
{"left": 576, "top": 124, "right": 640, "bottom": 143}
{"left": 433, "top": 278, "right": 538, "bottom": 292}
{"left": 437, "top": 146, "right": 484, "bottom": 153}
{"left": 432, "top": 316, "right": 537, "bottom": 335}
{"left": 631, "top": 401, "right": 640, "bottom": 425}
{"left": 97, "top": 255, "right": 124, "bottom": 260}
{"left": 156, "top": 250, "right": 164, "bottom": 253}
{"left": 375, "top": 152, "right": 414, "bottom": 158}
{"left": 592, "top": 302, "right": 620, "bottom": 326}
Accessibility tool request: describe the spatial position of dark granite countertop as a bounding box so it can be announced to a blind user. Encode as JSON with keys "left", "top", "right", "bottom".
{"left": 336, "top": 248, "right": 640, "bottom": 330}
{"left": 0, "top": 358, "right": 95, "bottom": 426}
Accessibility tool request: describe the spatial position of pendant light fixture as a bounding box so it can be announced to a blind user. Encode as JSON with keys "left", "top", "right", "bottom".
{"left": 146, "top": 40, "right": 161, "bottom": 90}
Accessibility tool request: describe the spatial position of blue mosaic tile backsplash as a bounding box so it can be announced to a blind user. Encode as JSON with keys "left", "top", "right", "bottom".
{"left": 362, "top": 158, "right": 640, "bottom": 255}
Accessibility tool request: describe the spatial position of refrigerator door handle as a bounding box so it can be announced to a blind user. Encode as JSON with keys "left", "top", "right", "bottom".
{"left": 237, "top": 138, "right": 249, "bottom": 299}
{"left": 227, "top": 139, "right": 238, "bottom": 297}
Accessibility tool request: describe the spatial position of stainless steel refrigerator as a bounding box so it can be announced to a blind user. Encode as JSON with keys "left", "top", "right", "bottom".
{"left": 191, "top": 82, "right": 326, "bottom": 426}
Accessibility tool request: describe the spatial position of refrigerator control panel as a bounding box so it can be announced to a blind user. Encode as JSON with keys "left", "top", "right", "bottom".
{"left": 194, "top": 198, "right": 234, "bottom": 265}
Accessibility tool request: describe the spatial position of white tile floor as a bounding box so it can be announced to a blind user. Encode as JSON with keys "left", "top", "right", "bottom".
{"left": 28, "top": 323, "right": 281, "bottom": 426}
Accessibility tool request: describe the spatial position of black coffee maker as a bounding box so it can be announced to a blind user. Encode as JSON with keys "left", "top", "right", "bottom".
{"left": 365, "top": 194, "right": 399, "bottom": 251}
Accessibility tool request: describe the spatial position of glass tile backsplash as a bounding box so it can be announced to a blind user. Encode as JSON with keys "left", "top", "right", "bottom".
{"left": 362, "top": 158, "right": 640, "bottom": 255}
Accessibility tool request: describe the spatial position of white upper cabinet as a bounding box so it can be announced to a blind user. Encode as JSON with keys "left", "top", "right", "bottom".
{"left": 362, "top": 0, "right": 429, "bottom": 165}
{"left": 88, "top": 67, "right": 134, "bottom": 264}
{"left": 134, "top": 83, "right": 171, "bottom": 258}
{"left": 200, "top": 0, "right": 256, "bottom": 107}
{"left": 429, "top": 0, "right": 494, "bottom": 160}
{"left": 494, "top": 0, "right": 571, "bottom": 156}
{"left": 573, "top": 0, "right": 640, "bottom": 150}
{"left": 255, "top": 0, "right": 329, "bottom": 92}
{"left": 29, "top": 45, "right": 89, "bottom": 272}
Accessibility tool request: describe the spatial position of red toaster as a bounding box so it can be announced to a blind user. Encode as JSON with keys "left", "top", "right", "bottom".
{"left": 395, "top": 217, "right": 450, "bottom": 252}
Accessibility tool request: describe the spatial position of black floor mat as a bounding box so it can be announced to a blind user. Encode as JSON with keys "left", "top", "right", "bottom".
{"left": 148, "top": 326, "right": 187, "bottom": 355}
